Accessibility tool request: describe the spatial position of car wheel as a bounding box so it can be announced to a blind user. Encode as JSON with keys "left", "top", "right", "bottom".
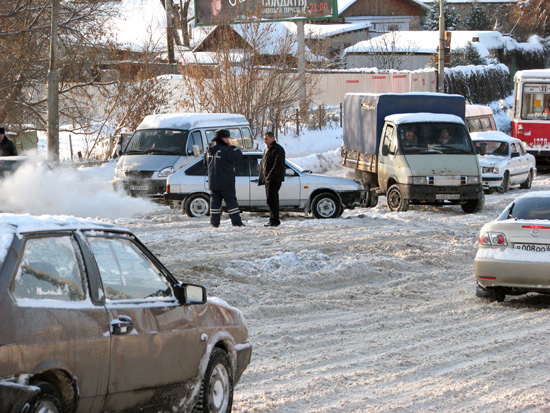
{"left": 184, "top": 194, "right": 210, "bottom": 217}
{"left": 520, "top": 169, "right": 533, "bottom": 189}
{"left": 386, "top": 184, "right": 409, "bottom": 212}
{"left": 461, "top": 191, "right": 485, "bottom": 214}
{"left": 194, "top": 347, "right": 233, "bottom": 413}
{"left": 30, "top": 382, "right": 63, "bottom": 413}
{"left": 499, "top": 171, "right": 510, "bottom": 193}
{"left": 311, "top": 193, "right": 342, "bottom": 219}
{"left": 365, "top": 185, "right": 379, "bottom": 208}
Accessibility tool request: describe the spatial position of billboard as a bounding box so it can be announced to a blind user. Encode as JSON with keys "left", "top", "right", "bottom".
{"left": 195, "top": 0, "right": 338, "bottom": 26}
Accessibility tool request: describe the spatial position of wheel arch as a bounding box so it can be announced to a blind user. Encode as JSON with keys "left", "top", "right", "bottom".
{"left": 305, "top": 188, "right": 342, "bottom": 212}
{"left": 30, "top": 368, "right": 79, "bottom": 412}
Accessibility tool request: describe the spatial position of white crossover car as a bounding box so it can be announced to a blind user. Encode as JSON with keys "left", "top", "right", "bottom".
{"left": 475, "top": 191, "right": 550, "bottom": 302}
{"left": 165, "top": 152, "right": 366, "bottom": 219}
{"left": 471, "top": 131, "right": 536, "bottom": 193}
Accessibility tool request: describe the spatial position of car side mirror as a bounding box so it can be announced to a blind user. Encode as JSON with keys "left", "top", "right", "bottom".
{"left": 511, "top": 152, "right": 520, "bottom": 158}
{"left": 192, "top": 145, "right": 200, "bottom": 157}
{"left": 381, "top": 144, "right": 389, "bottom": 157}
{"left": 285, "top": 168, "right": 296, "bottom": 176}
{"left": 174, "top": 283, "right": 207, "bottom": 305}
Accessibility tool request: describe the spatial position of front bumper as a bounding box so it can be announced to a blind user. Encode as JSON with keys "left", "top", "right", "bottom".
{"left": 0, "top": 381, "right": 39, "bottom": 413}
{"left": 475, "top": 249, "right": 550, "bottom": 290}
{"left": 234, "top": 342, "right": 252, "bottom": 386}
{"left": 399, "top": 184, "right": 482, "bottom": 203}
{"left": 114, "top": 178, "right": 167, "bottom": 199}
{"left": 481, "top": 174, "right": 503, "bottom": 189}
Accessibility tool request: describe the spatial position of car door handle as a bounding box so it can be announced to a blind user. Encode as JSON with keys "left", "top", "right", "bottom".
{"left": 251, "top": 179, "right": 259, "bottom": 183}
{"left": 110, "top": 315, "right": 134, "bottom": 335}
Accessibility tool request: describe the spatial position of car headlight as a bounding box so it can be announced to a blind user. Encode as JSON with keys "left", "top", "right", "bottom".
{"left": 114, "top": 167, "right": 125, "bottom": 178}
{"left": 467, "top": 176, "right": 480, "bottom": 184}
{"left": 479, "top": 231, "right": 508, "bottom": 246}
{"left": 482, "top": 167, "right": 494, "bottom": 174}
{"left": 158, "top": 167, "right": 175, "bottom": 178}
{"left": 410, "top": 176, "right": 427, "bottom": 185}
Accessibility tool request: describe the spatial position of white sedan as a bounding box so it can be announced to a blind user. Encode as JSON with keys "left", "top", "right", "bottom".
{"left": 165, "top": 152, "right": 366, "bottom": 219}
{"left": 471, "top": 131, "right": 536, "bottom": 193}
{"left": 475, "top": 191, "right": 550, "bottom": 302}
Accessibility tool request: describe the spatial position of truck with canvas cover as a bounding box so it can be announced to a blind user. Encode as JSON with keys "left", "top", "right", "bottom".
{"left": 341, "top": 92, "right": 484, "bottom": 213}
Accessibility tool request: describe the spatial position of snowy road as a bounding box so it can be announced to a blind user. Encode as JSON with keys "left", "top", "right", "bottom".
{"left": 121, "top": 175, "right": 550, "bottom": 412}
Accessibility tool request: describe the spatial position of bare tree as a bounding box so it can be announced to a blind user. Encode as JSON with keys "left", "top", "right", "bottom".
{"left": 178, "top": 22, "right": 323, "bottom": 137}
{"left": 365, "top": 32, "right": 419, "bottom": 70}
{"left": 511, "top": 0, "right": 550, "bottom": 40}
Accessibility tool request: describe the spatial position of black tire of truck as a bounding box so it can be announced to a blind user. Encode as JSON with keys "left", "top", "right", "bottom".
{"left": 461, "top": 191, "right": 485, "bottom": 214}
{"left": 386, "top": 184, "right": 409, "bottom": 212}
{"left": 364, "top": 184, "right": 379, "bottom": 208}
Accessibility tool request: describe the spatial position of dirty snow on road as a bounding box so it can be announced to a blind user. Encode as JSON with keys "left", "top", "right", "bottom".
{"left": 112, "top": 174, "right": 550, "bottom": 412}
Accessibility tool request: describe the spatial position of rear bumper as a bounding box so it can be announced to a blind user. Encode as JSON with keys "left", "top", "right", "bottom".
{"left": 475, "top": 250, "right": 550, "bottom": 289}
{"left": 400, "top": 184, "right": 482, "bottom": 202}
{"left": 338, "top": 190, "right": 365, "bottom": 208}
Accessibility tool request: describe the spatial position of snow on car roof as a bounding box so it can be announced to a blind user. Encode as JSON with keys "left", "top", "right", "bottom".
{"left": 137, "top": 113, "right": 249, "bottom": 131}
{"left": 470, "top": 131, "right": 518, "bottom": 142}
{"left": 0, "top": 214, "right": 126, "bottom": 264}
{"left": 385, "top": 113, "right": 465, "bottom": 125}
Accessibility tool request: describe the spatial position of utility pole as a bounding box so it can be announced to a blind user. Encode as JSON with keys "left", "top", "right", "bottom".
{"left": 47, "top": 0, "right": 60, "bottom": 162}
{"left": 437, "top": 0, "right": 445, "bottom": 93}
{"left": 165, "top": 0, "right": 175, "bottom": 63}
{"left": 296, "top": 20, "right": 306, "bottom": 115}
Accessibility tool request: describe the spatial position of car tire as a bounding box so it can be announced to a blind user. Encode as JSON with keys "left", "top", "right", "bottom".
{"left": 365, "top": 185, "right": 379, "bottom": 208}
{"left": 311, "top": 193, "right": 342, "bottom": 219}
{"left": 194, "top": 347, "right": 233, "bottom": 413}
{"left": 184, "top": 194, "right": 210, "bottom": 218}
{"left": 386, "top": 184, "right": 409, "bottom": 212}
{"left": 520, "top": 169, "right": 533, "bottom": 189}
{"left": 29, "top": 382, "right": 63, "bottom": 413}
{"left": 461, "top": 191, "right": 485, "bottom": 214}
{"left": 499, "top": 171, "right": 510, "bottom": 193}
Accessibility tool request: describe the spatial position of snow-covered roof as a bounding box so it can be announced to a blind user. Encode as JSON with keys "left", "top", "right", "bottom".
{"left": 137, "top": 113, "right": 249, "bottom": 130}
{"left": 514, "top": 68, "right": 550, "bottom": 81}
{"left": 282, "top": 20, "right": 372, "bottom": 39}
{"left": 345, "top": 30, "right": 506, "bottom": 57}
{"left": 385, "top": 113, "right": 465, "bottom": 124}
{"left": 0, "top": 214, "right": 125, "bottom": 264}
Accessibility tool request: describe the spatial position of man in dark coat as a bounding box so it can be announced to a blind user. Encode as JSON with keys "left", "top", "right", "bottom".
{"left": 0, "top": 127, "right": 18, "bottom": 156}
{"left": 259, "top": 131, "right": 286, "bottom": 227}
{"left": 204, "top": 129, "right": 244, "bottom": 227}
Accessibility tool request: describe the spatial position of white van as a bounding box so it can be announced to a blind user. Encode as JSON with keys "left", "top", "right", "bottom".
{"left": 113, "top": 113, "right": 253, "bottom": 198}
{"left": 465, "top": 105, "right": 497, "bottom": 133}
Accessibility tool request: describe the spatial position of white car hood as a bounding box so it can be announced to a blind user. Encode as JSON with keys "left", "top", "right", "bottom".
{"left": 477, "top": 154, "right": 506, "bottom": 168}
{"left": 302, "top": 173, "right": 359, "bottom": 190}
{"left": 118, "top": 154, "right": 180, "bottom": 171}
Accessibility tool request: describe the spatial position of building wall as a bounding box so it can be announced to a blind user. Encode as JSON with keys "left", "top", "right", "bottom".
{"left": 312, "top": 70, "right": 437, "bottom": 105}
{"left": 344, "top": 53, "right": 433, "bottom": 71}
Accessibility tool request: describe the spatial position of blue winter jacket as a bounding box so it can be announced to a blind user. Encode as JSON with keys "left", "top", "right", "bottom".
{"left": 203, "top": 141, "right": 243, "bottom": 191}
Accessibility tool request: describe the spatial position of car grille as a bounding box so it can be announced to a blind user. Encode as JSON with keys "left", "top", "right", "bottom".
{"left": 125, "top": 170, "right": 155, "bottom": 179}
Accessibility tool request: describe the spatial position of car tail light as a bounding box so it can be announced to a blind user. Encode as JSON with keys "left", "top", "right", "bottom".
{"left": 522, "top": 225, "right": 550, "bottom": 229}
{"left": 166, "top": 184, "right": 170, "bottom": 194}
{"left": 478, "top": 232, "right": 507, "bottom": 246}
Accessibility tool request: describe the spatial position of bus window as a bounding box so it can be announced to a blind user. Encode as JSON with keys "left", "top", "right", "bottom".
{"left": 521, "top": 83, "right": 550, "bottom": 120}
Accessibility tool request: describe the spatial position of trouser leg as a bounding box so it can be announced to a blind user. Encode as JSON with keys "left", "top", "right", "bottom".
{"left": 265, "top": 181, "right": 281, "bottom": 225}
{"left": 222, "top": 190, "right": 243, "bottom": 226}
{"left": 210, "top": 191, "right": 222, "bottom": 227}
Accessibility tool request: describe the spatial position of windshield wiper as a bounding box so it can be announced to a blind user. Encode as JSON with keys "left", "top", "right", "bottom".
{"left": 145, "top": 149, "right": 174, "bottom": 155}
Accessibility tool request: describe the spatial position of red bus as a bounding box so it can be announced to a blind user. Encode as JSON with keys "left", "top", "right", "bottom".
{"left": 511, "top": 69, "right": 550, "bottom": 170}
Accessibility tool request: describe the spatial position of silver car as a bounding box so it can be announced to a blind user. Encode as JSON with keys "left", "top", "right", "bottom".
{"left": 471, "top": 132, "right": 537, "bottom": 193}
{"left": 0, "top": 214, "right": 251, "bottom": 412}
{"left": 475, "top": 191, "right": 550, "bottom": 302}
{"left": 165, "top": 152, "right": 366, "bottom": 219}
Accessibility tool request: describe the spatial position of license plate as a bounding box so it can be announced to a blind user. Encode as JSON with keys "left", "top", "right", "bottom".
{"left": 436, "top": 194, "right": 460, "bottom": 200}
{"left": 514, "top": 243, "right": 550, "bottom": 252}
{"left": 129, "top": 185, "right": 149, "bottom": 191}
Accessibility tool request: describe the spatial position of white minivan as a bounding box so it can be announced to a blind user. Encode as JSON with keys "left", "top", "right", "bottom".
{"left": 113, "top": 113, "right": 253, "bottom": 198}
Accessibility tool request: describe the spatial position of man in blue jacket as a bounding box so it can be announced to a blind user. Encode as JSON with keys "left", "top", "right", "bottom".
{"left": 204, "top": 129, "right": 245, "bottom": 227}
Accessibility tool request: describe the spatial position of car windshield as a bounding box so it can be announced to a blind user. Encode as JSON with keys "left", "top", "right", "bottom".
{"left": 398, "top": 123, "right": 475, "bottom": 155}
{"left": 499, "top": 196, "right": 550, "bottom": 220}
{"left": 474, "top": 141, "right": 509, "bottom": 157}
{"left": 124, "top": 129, "right": 188, "bottom": 155}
